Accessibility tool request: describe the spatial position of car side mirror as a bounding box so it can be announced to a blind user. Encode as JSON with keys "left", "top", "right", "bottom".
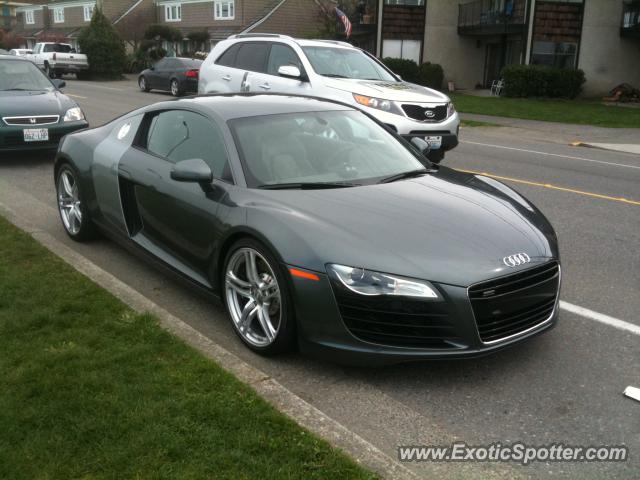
{"left": 170, "top": 158, "right": 213, "bottom": 184}
{"left": 411, "top": 137, "right": 431, "bottom": 157}
{"left": 52, "top": 79, "right": 66, "bottom": 89}
{"left": 278, "top": 65, "right": 302, "bottom": 79}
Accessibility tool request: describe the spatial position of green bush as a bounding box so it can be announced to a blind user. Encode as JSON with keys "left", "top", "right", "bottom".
{"left": 77, "top": 8, "right": 126, "bottom": 79}
{"left": 418, "top": 62, "right": 444, "bottom": 90}
{"left": 382, "top": 58, "right": 419, "bottom": 83}
{"left": 502, "top": 64, "right": 585, "bottom": 99}
{"left": 144, "top": 24, "right": 182, "bottom": 43}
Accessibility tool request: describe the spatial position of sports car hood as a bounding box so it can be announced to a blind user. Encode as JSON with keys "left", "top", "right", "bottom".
{"left": 0, "top": 90, "right": 76, "bottom": 118}
{"left": 322, "top": 77, "right": 449, "bottom": 103}
{"left": 247, "top": 168, "right": 558, "bottom": 287}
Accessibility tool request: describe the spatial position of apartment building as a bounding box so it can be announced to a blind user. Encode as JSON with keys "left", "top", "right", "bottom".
{"left": 13, "top": 0, "right": 154, "bottom": 49}
{"left": 1, "top": 1, "right": 32, "bottom": 30}
{"left": 152, "top": 0, "right": 334, "bottom": 53}
{"left": 374, "top": 0, "right": 640, "bottom": 96}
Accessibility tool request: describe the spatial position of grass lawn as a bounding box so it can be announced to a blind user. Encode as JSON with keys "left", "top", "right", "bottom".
{"left": 450, "top": 93, "right": 640, "bottom": 129}
{"left": 0, "top": 215, "right": 376, "bottom": 480}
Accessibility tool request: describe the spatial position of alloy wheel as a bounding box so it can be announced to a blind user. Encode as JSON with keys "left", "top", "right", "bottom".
{"left": 57, "top": 169, "right": 82, "bottom": 235}
{"left": 171, "top": 80, "right": 179, "bottom": 96}
{"left": 225, "top": 248, "right": 282, "bottom": 347}
{"left": 139, "top": 77, "right": 146, "bottom": 91}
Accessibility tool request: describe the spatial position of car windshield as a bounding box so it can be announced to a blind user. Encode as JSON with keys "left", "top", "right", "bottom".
{"left": 302, "top": 46, "right": 397, "bottom": 82}
{"left": 230, "top": 110, "right": 427, "bottom": 188}
{"left": 0, "top": 59, "right": 54, "bottom": 91}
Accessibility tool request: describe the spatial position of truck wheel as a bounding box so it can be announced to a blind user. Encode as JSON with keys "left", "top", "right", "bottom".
{"left": 76, "top": 72, "right": 89, "bottom": 81}
{"left": 44, "top": 63, "right": 54, "bottom": 79}
{"left": 427, "top": 149, "right": 445, "bottom": 164}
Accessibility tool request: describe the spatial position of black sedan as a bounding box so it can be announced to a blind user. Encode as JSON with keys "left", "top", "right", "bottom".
{"left": 53, "top": 94, "right": 560, "bottom": 365}
{"left": 138, "top": 57, "right": 202, "bottom": 97}
{"left": 0, "top": 55, "right": 88, "bottom": 153}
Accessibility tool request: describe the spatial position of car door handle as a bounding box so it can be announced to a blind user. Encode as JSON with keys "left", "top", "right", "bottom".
{"left": 258, "top": 83, "right": 271, "bottom": 90}
{"left": 222, "top": 75, "right": 232, "bottom": 81}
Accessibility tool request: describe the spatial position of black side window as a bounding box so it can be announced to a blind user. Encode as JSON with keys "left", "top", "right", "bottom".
{"left": 144, "top": 110, "right": 232, "bottom": 181}
{"left": 153, "top": 59, "right": 166, "bottom": 69}
{"left": 43, "top": 44, "right": 54, "bottom": 53}
{"left": 267, "top": 43, "right": 303, "bottom": 76}
{"left": 235, "top": 42, "right": 269, "bottom": 73}
{"left": 215, "top": 43, "right": 240, "bottom": 67}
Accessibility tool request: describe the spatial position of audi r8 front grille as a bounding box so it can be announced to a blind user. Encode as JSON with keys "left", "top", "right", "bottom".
{"left": 3, "top": 115, "right": 60, "bottom": 126}
{"left": 469, "top": 262, "right": 560, "bottom": 343}
{"left": 401, "top": 104, "right": 447, "bottom": 122}
{"left": 330, "top": 280, "right": 464, "bottom": 349}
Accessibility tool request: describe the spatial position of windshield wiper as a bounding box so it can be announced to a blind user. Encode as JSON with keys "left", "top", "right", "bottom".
{"left": 378, "top": 169, "right": 430, "bottom": 184}
{"left": 258, "top": 182, "right": 359, "bottom": 190}
{"left": 1, "top": 88, "right": 33, "bottom": 91}
{"left": 320, "top": 73, "right": 348, "bottom": 78}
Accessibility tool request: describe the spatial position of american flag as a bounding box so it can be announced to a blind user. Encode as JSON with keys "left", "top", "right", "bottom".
{"left": 335, "top": 7, "right": 352, "bottom": 39}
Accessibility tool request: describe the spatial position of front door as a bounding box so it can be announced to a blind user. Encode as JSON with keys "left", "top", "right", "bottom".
{"left": 118, "top": 108, "right": 233, "bottom": 281}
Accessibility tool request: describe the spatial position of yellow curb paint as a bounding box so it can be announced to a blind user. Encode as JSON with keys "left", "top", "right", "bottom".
{"left": 455, "top": 168, "right": 640, "bottom": 206}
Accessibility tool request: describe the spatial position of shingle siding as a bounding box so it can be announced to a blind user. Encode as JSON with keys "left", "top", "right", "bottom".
{"left": 252, "top": 0, "right": 325, "bottom": 37}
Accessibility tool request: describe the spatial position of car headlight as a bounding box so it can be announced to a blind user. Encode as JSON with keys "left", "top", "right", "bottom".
{"left": 328, "top": 264, "right": 440, "bottom": 299}
{"left": 353, "top": 94, "right": 402, "bottom": 115}
{"left": 447, "top": 101, "right": 456, "bottom": 118}
{"left": 63, "top": 107, "right": 85, "bottom": 122}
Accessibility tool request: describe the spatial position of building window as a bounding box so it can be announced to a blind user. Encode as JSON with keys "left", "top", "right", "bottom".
{"left": 83, "top": 4, "right": 94, "bottom": 21}
{"left": 214, "top": 1, "right": 234, "bottom": 20}
{"left": 53, "top": 7, "right": 65, "bottom": 23}
{"left": 165, "top": 3, "right": 181, "bottom": 22}
{"left": 531, "top": 41, "right": 578, "bottom": 69}
{"left": 382, "top": 39, "right": 421, "bottom": 63}
{"left": 25, "top": 9, "right": 35, "bottom": 24}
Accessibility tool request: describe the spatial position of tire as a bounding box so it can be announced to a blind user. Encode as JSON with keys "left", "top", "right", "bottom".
{"left": 44, "top": 62, "right": 54, "bottom": 79}
{"left": 426, "top": 149, "right": 445, "bottom": 164}
{"left": 55, "top": 164, "right": 97, "bottom": 242}
{"left": 139, "top": 76, "right": 150, "bottom": 92}
{"left": 76, "top": 71, "right": 89, "bottom": 81}
{"left": 170, "top": 78, "right": 183, "bottom": 97}
{"left": 222, "top": 238, "right": 296, "bottom": 355}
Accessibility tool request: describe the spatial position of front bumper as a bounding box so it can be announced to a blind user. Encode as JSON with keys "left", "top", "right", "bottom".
{"left": 358, "top": 105, "right": 460, "bottom": 151}
{"left": 288, "top": 262, "right": 560, "bottom": 366}
{"left": 0, "top": 121, "right": 88, "bottom": 152}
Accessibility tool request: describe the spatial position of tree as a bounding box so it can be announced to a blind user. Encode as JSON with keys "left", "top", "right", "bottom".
{"left": 77, "top": 8, "right": 126, "bottom": 79}
{"left": 187, "top": 30, "right": 209, "bottom": 53}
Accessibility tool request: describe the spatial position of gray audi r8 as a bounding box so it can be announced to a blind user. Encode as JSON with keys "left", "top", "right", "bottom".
{"left": 53, "top": 93, "right": 560, "bottom": 365}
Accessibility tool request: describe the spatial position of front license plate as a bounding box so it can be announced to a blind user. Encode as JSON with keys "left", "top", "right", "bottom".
{"left": 23, "top": 128, "right": 49, "bottom": 142}
{"left": 424, "top": 135, "right": 442, "bottom": 150}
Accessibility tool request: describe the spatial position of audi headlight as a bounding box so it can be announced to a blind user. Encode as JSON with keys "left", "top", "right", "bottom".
{"left": 353, "top": 94, "right": 402, "bottom": 115}
{"left": 328, "top": 264, "right": 440, "bottom": 299}
{"left": 447, "top": 101, "right": 456, "bottom": 118}
{"left": 63, "top": 107, "right": 85, "bottom": 122}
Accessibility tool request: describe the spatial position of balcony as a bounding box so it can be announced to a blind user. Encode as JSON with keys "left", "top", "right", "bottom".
{"left": 458, "top": 0, "right": 527, "bottom": 36}
{"left": 621, "top": 0, "right": 640, "bottom": 37}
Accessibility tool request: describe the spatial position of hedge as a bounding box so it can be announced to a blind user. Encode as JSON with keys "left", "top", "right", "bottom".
{"left": 78, "top": 8, "right": 126, "bottom": 79}
{"left": 502, "top": 64, "right": 586, "bottom": 99}
{"left": 382, "top": 58, "right": 445, "bottom": 90}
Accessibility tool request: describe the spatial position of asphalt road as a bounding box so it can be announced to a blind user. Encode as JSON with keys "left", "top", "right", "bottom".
{"left": 1, "top": 77, "right": 639, "bottom": 480}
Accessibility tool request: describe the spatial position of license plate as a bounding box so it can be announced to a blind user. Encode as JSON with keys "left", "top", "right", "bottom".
{"left": 424, "top": 135, "right": 442, "bottom": 150}
{"left": 23, "top": 128, "right": 49, "bottom": 142}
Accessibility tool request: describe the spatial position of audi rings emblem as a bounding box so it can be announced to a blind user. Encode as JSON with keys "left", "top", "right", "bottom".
{"left": 503, "top": 252, "right": 531, "bottom": 267}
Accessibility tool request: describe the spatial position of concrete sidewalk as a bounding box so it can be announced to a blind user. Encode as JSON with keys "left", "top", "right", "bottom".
{"left": 460, "top": 113, "right": 640, "bottom": 150}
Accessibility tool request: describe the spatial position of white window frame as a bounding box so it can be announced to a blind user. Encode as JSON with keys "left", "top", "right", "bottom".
{"left": 83, "top": 4, "right": 94, "bottom": 22}
{"left": 25, "top": 9, "right": 35, "bottom": 24}
{"left": 214, "top": 0, "right": 235, "bottom": 20}
{"left": 164, "top": 3, "right": 181, "bottom": 22}
{"left": 52, "top": 7, "right": 65, "bottom": 23}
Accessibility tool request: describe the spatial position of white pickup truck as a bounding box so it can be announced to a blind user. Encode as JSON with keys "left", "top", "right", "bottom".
{"left": 27, "top": 43, "right": 89, "bottom": 79}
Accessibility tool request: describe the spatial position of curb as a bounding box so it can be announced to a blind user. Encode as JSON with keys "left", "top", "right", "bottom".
{"left": 0, "top": 200, "right": 419, "bottom": 480}
{"left": 570, "top": 141, "right": 640, "bottom": 156}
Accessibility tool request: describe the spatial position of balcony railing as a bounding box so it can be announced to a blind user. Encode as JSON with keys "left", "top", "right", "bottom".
{"left": 458, "top": 0, "right": 527, "bottom": 35}
{"left": 621, "top": 0, "right": 640, "bottom": 37}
